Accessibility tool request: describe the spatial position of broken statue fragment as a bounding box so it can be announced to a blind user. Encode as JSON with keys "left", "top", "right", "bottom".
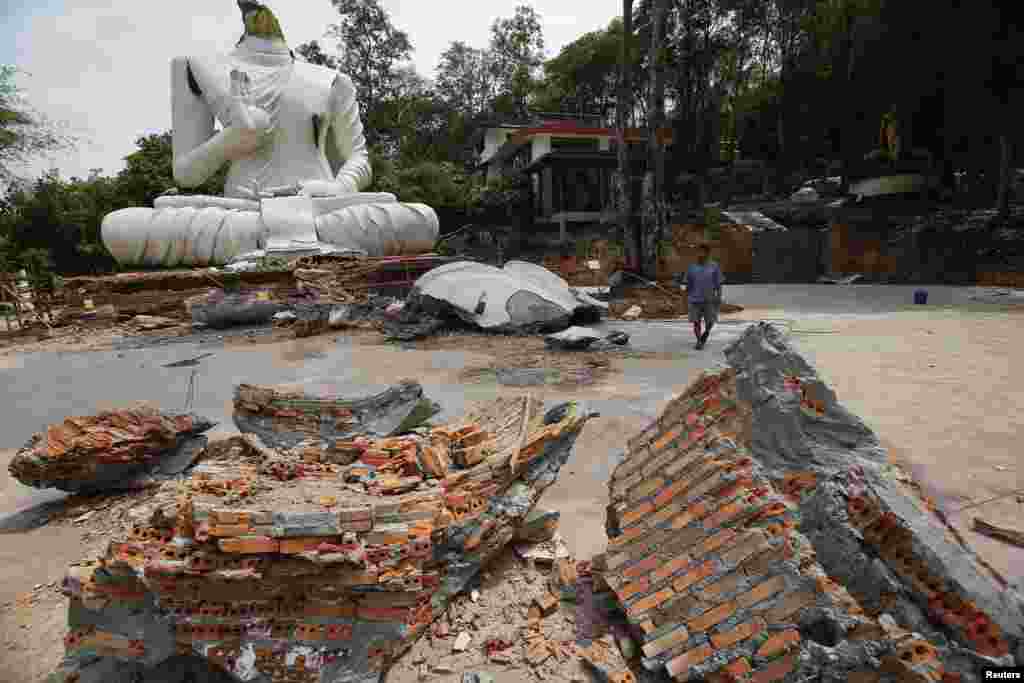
{"left": 407, "top": 260, "right": 603, "bottom": 333}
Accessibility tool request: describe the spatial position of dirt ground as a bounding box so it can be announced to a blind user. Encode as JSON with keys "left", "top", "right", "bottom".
{"left": 1, "top": 296, "right": 1022, "bottom": 682}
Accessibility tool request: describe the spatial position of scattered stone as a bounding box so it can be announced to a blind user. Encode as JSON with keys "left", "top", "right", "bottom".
{"left": 471, "top": 589, "right": 480, "bottom": 603}
{"left": 533, "top": 593, "right": 559, "bottom": 617}
{"left": 514, "top": 532, "right": 570, "bottom": 566}
{"left": 453, "top": 631, "right": 472, "bottom": 652}
{"left": 621, "top": 305, "right": 642, "bottom": 321}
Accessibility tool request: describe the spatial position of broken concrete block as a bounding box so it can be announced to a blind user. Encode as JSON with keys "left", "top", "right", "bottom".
{"left": 232, "top": 379, "right": 439, "bottom": 450}
{"left": 51, "top": 394, "right": 593, "bottom": 683}
{"left": 605, "top": 322, "right": 1023, "bottom": 683}
{"left": 8, "top": 407, "right": 215, "bottom": 493}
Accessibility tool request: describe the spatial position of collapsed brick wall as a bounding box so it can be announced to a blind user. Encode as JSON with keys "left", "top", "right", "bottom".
{"left": 605, "top": 323, "right": 1023, "bottom": 683}
{"left": 52, "top": 395, "right": 593, "bottom": 683}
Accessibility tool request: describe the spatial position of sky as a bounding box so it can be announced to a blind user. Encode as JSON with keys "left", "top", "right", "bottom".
{"left": 2, "top": 0, "right": 620, "bottom": 182}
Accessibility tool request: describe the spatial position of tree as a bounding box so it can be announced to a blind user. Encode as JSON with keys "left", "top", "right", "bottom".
{"left": 534, "top": 19, "right": 630, "bottom": 123}
{"left": 615, "top": 0, "right": 639, "bottom": 271}
{"left": 488, "top": 5, "right": 546, "bottom": 117}
{"left": 435, "top": 42, "right": 499, "bottom": 119}
{"left": 326, "top": 0, "right": 414, "bottom": 148}
{"left": 295, "top": 40, "right": 339, "bottom": 70}
{"left": 0, "top": 65, "right": 76, "bottom": 181}
{"left": 640, "top": 0, "right": 670, "bottom": 279}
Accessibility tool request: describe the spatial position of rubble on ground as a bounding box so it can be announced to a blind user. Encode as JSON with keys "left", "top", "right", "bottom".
{"left": 8, "top": 407, "right": 215, "bottom": 493}
{"left": 405, "top": 261, "right": 604, "bottom": 335}
{"left": 187, "top": 289, "right": 290, "bottom": 329}
{"left": 49, "top": 389, "right": 594, "bottom": 683}
{"left": 604, "top": 322, "right": 1022, "bottom": 682}
{"left": 232, "top": 380, "right": 439, "bottom": 451}
{"left": 544, "top": 327, "right": 631, "bottom": 351}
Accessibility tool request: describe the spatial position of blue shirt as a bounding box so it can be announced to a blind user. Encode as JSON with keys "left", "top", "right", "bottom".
{"left": 685, "top": 262, "right": 722, "bottom": 304}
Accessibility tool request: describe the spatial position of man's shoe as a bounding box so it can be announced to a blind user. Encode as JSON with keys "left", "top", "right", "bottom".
{"left": 700, "top": 331, "right": 710, "bottom": 346}
{"left": 695, "top": 339, "right": 704, "bottom": 350}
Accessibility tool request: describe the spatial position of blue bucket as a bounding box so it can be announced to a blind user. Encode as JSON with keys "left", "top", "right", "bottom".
{"left": 914, "top": 289, "right": 928, "bottom": 305}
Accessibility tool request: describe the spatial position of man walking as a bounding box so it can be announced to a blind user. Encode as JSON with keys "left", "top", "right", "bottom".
{"left": 684, "top": 244, "right": 722, "bottom": 350}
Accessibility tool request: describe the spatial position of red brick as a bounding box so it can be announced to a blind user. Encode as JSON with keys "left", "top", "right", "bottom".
{"left": 628, "top": 587, "right": 676, "bottom": 618}
{"left": 681, "top": 471, "right": 731, "bottom": 506}
{"left": 720, "top": 530, "right": 773, "bottom": 568}
{"left": 609, "top": 523, "right": 647, "bottom": 549}
{"left": 663, "top": 525, "right": 710, "bottom": 555}
{"left": 756, "top": 629, "right": 801, "bottom": 658}
{"left": 702, "top": 501, "right": 746, "bottom": 532}
{"left": 693, "top": 529, "right": 737, "bottom": 559}
{"left": 722, "top": 657, "right": 753, "bottom": 678}
{"left": 751, "top": 652, "right": 798, "bottom": 683}
{"left": 666, "top": 643, "right": 715, "bottom": 679}
{"left": 217, "top": 536, "right": 279, "bottom": 554}
{"left": 687, "top": 600, "right": 737, "bottom": 633}
{"left": 621, "top": 576, "right": 651, "bottom": 600}
{"left": 279, "top": 537, "right": 336, "bottom": 554}
{"left": 642, "top": 625, "right": 690, "bottom": 658}
{"left": 652, "top": 555, "right": 693, "bottom": 584}
{"left": 672, "top": 560, "right": 716, "bottom": 593}
{"left": 207, "top": 524, "right": 252, "bottom": 537}
{"left": 651, "top": 427, "right": 683, "bottom": 452}
{"left": 760, "top": 589, "right": 818, "bottom": 624}
{"left": 649, "top": 501, "right": 687, "bottom": 527}
{"left": 623, "top": 553, "right": 663, "bottom": 580}
{"left": 621, "top": 501, "right": 656, "bottom": 528}
{"left": 630, "top": 476, "right": 667, "bottom": 502}
{"left": 742, "top": 541, "right": 794, "bottom": 576}
{"left": 702, "top": 572, "right": 746, "bottom": 602}
{"left": 737, "top": 576, "right": 787, "bottom": 610}
{"left": 711, "top": 618, "right": 765, "bottom": 649}
{"left": 669, "top": 500, "right": 713, "bottom": 529}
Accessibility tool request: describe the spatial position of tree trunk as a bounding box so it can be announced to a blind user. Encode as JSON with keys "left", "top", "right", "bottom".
{"left": 997, "top": 132, "right": 1012, "bottom": 220}
{"left": 640, "top": 0, "right": 669, "bottom": 280}
{"left": 616, "top": 0, "right": 638, "bottom": 271}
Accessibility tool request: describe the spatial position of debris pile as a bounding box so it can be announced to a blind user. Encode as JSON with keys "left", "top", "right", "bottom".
{"left": 605, "top": 322, "right": 1022, "bottom": 682}
{"left": 8, "top": 407, "right": 215, "bottom": 493}
{"left": 231, "top": 380, "right": 439, "bottom": 450}
{"left": 49, "top": 389, "right": 594, "bottom": 683}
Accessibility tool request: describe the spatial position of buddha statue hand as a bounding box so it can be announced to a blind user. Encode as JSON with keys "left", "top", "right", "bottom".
{"left": 222, "top": 68, "right": 273, "bottom": 162}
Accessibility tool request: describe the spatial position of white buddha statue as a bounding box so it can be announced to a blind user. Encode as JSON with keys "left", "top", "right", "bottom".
{"left": 101, "top": 1, "right": 439, "bottom": 267}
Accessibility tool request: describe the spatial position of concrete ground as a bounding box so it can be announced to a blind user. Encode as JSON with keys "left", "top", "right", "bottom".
{"left": 0, "top": 284, "right": 1022, "bottom": 681}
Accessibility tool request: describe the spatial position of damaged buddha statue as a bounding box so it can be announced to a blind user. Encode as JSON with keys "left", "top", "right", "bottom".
{"left": 102, "top": 1, "right": 439, "bottom": 267}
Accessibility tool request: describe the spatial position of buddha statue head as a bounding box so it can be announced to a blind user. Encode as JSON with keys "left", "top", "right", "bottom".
{"left": 237, "top": 1, "right": 286, "bottom": 43}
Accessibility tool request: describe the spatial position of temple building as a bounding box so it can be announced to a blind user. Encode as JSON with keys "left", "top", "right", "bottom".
{"left": 470, "top": 113, "right": 674, "bottom": 239}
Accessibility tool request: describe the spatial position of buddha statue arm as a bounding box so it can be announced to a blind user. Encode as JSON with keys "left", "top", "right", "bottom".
{"left": 328, "top": 74, "right": 372, "bottom": 193}
{"left": 170, "top": 57, "right": 272, "bottom": 189}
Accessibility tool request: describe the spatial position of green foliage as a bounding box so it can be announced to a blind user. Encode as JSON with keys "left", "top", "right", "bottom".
{"left": 326, "top": 0, "right": 414, "bottom": 147}
{"left": 533, "top": 19, "right": 629, "bottom": 120}
{"left": 0, "top": 65, "right": 76, "bottom": 181}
